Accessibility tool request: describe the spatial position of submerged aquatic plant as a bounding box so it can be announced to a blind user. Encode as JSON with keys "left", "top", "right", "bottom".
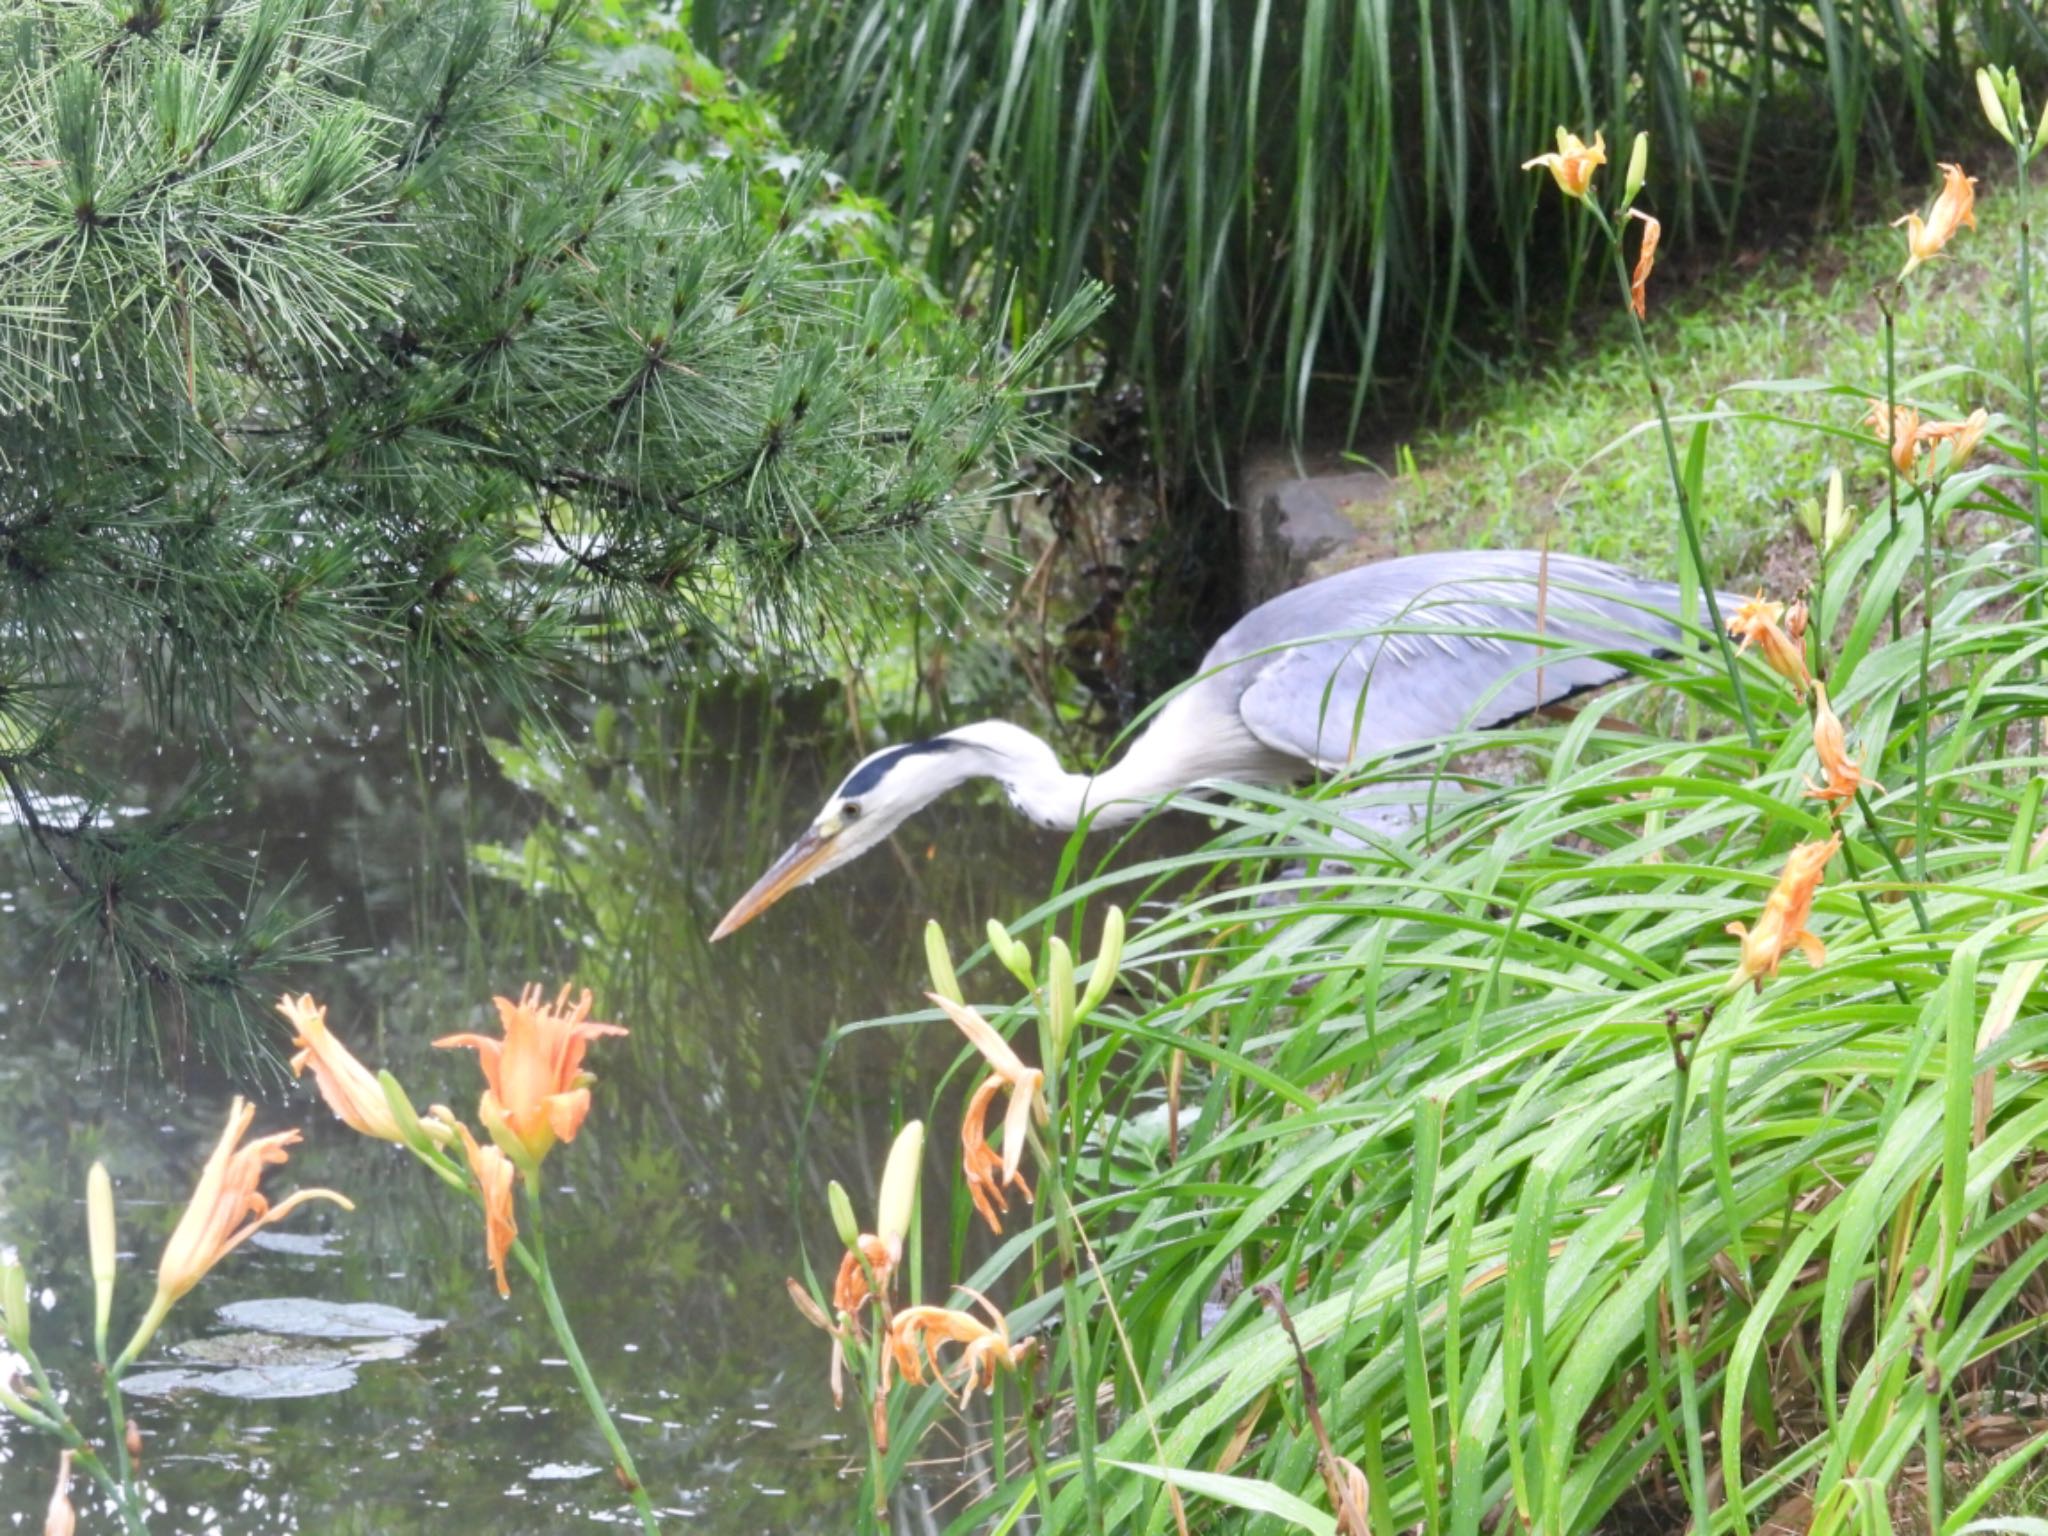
{"left": 0, "top": 1103, "right": 348, "bottom": 1535}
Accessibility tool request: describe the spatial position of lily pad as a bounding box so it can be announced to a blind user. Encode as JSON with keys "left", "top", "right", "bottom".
{"left": 175, "top": 1333, "right": 354, "bottom": 1370}
{"left": 214, "top": 1297, "right": 442, "bottom": 1340}
{"left": 122, "top": 1362, "right": 361, "bottom": 1401}
{"left": 120, "top": 1297, "right": 441, "bottom": 1400}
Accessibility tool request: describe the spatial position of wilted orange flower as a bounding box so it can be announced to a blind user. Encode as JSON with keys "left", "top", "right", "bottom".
{"left": 1725, "top": 836, "right": 1840, "bottom": 992}
{"left": 1628, "top": 209, "right": 1661, "bottom": 319}
{"left": 929, "top": 994, "right": 1047, "bottom": 1199}
{"left": 1918, "top": 407, "right": 1991, "bottom": 476}
{"left": 43, "top": 1451, "right": 74, "bottom": 1536}
{"left": 887, "top": 1297, "right": 1027, "bottom": 1406}
{"left": 126, "top": 1099, "right": 351, "bottom": 1358}
{"left": 818, "top": 1234, "right": 900, "bottom": 1412}
{"left": 436, "top": 985, "right": 626, "bottom": 1168}
{"left": 1895, "top": 162, "right": 1977, "bottom": 279}
{"left": 279, "top": 994, "right": 404, "bottom": 1144}
{"left": 451, "top": 1121, "right": 518, "bottom": 1298}
{"left": 832, "top": 1233, "right": 898, "bottom": 1315}
{"left": 1804, "top": 682, "right": 1882, "bottom": 806}
{"left": 961, "top": 1076, "right": 1034, "bottom": 1233}
{"left": 1523, "top": 128, "right": 1607, "bottom": 200}
{"left": 1726, "top": 592, "right": 1812, "bottom": 698}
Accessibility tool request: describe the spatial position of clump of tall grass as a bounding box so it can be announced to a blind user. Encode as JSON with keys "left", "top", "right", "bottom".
{"left": 701, "top": 0, "right": 2042, "bottom": 486}
{"left": 799, "top": 126, "right": 2048, "bottom": 1535}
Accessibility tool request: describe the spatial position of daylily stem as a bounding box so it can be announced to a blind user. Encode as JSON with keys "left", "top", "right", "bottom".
{"left": 13, "top": 1347, "right": 148, "bottom": 1535}
{"left": 1882, "top": 294, "right": 1904, "bottom": 644}
{"left": 92, "top": 1293, "right": 142, "bottom": 1515}
{"left": 521, "top": 1189, "right": 661, "bottom": 1536}
{"left": 2017, "top": 139, "right": 2044, "bottom": 761}
{"left": 1830, "top": 834, "right": 1914, "bottom": 1008}
{"left": 1028, "top": 1123, "right": 1107, "bottom": 1536}
{"left": 1589, "top": 203, "right": 1760, "bottom": 752}
{"left": 1015, "top": 1359, "right": 1060, "bottom": 1524}
{"left": 1914, "top": 487, "right": 1938, "bottom": 884}
{"left": 1850, "top": 781, "right": 1931, "bottom": 937}
{"left": 113, "top": 1294, "right": 171, "bottom": 1377}
{"left": 1656, "top": 1014, "right": 1713, "bottom": 1536}
{"left": 1924, "top": 1365, "right": 1947, "bottom": 1536}
{"left": 103, "top": 1368, "right": 137, "bottom": 1500}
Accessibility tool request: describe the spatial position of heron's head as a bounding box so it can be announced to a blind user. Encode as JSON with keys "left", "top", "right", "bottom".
{"left": 710, "top": 736, "right": 983, "bottom": 940}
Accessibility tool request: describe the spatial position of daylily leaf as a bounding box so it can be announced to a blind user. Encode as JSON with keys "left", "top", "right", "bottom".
{"left": 1104, "top": 1459, "right": 1337, "bottom": 1535}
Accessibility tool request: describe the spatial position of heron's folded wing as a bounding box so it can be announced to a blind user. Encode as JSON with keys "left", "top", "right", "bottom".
{"left": 1231, "top": 585, "right": 1681, "bottom": 770}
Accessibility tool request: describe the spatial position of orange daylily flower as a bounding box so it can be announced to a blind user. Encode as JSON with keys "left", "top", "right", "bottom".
{"left": 1864, "top": 400, "right": 1925, "bottom": 478}
{"left": 452, "top": 1120, "right": 518, "bottom": 1298}
{"left": 887, "top": 1296, "right": 1027, "bottom": 1407}
{"left": 1522, "top": 128, "right": 1607, "bottom": 200}
{"left": 1725, "top": 836, "right": 1841, "bottom": 993}
{"left": 1918, "top": 407, "right": 1992, "bottom": 476}
{"left": 1895, "top": 162, "right": 1977, "bottom": 279}
{"left": 1628, "top": 209, "right": 1661, "bottom": 319}
{"left": 279, "top": 993, "right": 404, "bottom": 1143}
{"left": 961, "top": 1076, "right": 1034, "bottom": 1233}
{"left": 1804, "top": 682, "right": 1883, "bottom": 807}
{"left": 126, "top": 1098, "right": 352, "bottom": 1358}
{"left": 436, "top": 984, "right": 626, "bottom": 1168}
{"left": 1726, "top": 592, "right": 1812, "bottom": 698}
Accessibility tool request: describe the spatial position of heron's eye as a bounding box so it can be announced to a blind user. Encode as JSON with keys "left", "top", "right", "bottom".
{"left": 841, "top": 801, "right": 862, "bottom": 821}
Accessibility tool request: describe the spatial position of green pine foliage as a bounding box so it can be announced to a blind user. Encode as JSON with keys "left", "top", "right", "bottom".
{"left": 0, "top": 0, "right": 1098, "bottom": 1064}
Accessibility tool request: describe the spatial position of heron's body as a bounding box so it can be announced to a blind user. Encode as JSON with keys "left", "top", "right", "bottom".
{"left": 712, "top": 549, "right": 1697, "bottom": 937}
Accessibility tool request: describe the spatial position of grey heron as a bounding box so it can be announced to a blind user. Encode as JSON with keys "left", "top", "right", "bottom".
{"left": 711, "top": 548, "right": 1700, "bottom": 939}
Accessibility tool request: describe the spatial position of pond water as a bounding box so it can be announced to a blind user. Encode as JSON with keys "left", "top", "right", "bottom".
{"left": 0, "top": 679, "right": 1134, "bottom": 1532}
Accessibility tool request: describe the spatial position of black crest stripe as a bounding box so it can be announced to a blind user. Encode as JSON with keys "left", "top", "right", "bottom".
{"left": 838, "top": 737, "right": 961, "bottom": 798}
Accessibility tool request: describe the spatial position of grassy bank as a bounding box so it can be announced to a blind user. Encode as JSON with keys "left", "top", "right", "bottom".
{"left": 1366, "top": 171, "right": 2044, "bottom": 582}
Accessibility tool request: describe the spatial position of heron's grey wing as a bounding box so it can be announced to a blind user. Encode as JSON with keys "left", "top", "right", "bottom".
{"left": 1227, "top": 555, "right": 1688, "bottom": 769}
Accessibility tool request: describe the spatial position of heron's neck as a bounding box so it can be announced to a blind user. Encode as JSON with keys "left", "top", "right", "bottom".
{"left": 942, "top": 721, "right": 1187, "bottom": 831}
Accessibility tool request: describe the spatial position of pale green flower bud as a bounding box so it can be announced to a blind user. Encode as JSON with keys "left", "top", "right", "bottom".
{"left": 87, "top": 1163, "right": 116, "bottom": 1358}
{"left": 986, "top": 919, "right": 1034, "bottom": 989}
{"left": 378, "top": 1071, "right": 453, "bottom": 1158}
{"left": 1822, "top": 468, "right": 1854, "bottom": 552}
{"left": 1796, "top": 498, "right": 1823, "bottom": 545}
{"left": 0, "top": 1252, "right": 29, "bottom": 1354}
{"left": 874, "top": 1122, "right": 924, "bottom": 1252}
{"left": 923, "top": 920, "right": 963, "bottom": 1006}
{"left": 826, "top": 1180, "right": 861, "bottom": 1252}
{"left": 1623, "top": 131, "right": 1649, "bottom": 205}
{"left": 1979, "top": 67, "right": 2016, "bottom": 145}
{"left": 1045, "top": 938, "right": 1076, "bottom": 1071}
{"left": 1078, "top": 905, "right": 1125, "bottom": 1020}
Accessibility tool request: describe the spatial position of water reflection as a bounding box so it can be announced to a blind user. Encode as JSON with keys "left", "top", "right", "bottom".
{"left": 0, "top": 676, "right": 1127, "bottom": 1532}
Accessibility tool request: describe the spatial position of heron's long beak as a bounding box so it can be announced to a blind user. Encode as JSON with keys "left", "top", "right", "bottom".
{"left": 711, "top": 828, "right": 836, "bottom": 941}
